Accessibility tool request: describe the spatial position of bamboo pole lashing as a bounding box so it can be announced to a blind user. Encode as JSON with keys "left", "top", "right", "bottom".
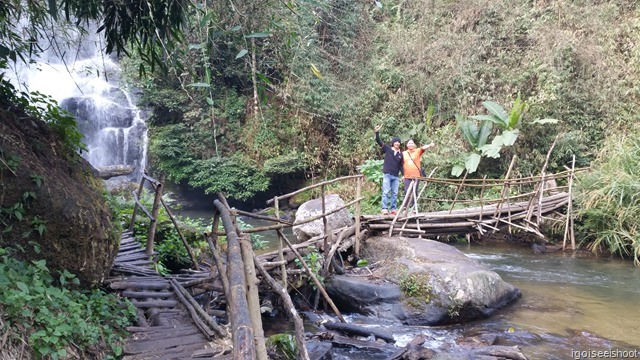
{"left": 355, "top": 177, "right": 362, "bottom": 257}
{"left": 390, "top": 180, "right": 415, "bottom": 237}
{"left": 253, "top": 257, "right": 310, "bottom": 360}
{"left": 129, "top": 175, "right": 146, "bottom": 231}
{"left": 449, "top": 171, "right": 468, "bottom": 213}
{"left": 145, "top": 174, "right": 164, "bottom": 255}
{"left": 160, "top": 197, "right": 199, "bottom": 270}
{"left": 274, "top": 196, "right": 287, "bottom": 287}
{"left": 492, "top": 155, "right": 517, "bottom": 233}
{"left": 276, "top": 229, "right": 346, "bottom": 323}
{"left": 265, "top": 174, "right": 363, "bottom": 205}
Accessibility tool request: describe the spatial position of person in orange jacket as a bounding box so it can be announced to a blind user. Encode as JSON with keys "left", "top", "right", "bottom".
{"left": 402, "top": 139, "right": 435, "bottom": 208}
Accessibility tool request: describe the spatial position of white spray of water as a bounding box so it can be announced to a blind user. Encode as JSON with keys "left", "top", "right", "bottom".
{"left": 7, "top": 23, "right": 147, "bottom": 174}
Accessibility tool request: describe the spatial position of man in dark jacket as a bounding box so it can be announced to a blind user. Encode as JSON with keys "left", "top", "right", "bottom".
{"left": 374, "top": 124, "right": 403, "bottom": 215}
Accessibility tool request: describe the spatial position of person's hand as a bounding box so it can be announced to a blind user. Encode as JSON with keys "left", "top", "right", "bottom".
{"left": 374, "top": 124, "right": 383, "bottom": 132}
{"left": 429, "top": 142, "right": 435, "bottom": 148}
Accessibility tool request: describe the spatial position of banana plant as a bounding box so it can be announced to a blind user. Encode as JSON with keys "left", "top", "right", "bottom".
{"left": 451, "top": 95, "right": 558, "bottom": 176}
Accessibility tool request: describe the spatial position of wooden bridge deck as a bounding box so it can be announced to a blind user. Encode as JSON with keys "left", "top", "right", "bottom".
{"left": 362, "top": 191, "right": 570, "bottom": 240}
{"left": 107, "top": 231, "right": 228, "bottom": 360}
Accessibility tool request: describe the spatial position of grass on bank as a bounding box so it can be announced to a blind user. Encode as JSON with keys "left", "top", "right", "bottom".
{"left": 575, "top": 129, "right": 640, "bottom": 266}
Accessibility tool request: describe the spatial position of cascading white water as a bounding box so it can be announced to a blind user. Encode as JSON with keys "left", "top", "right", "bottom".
{"left": 7, "top": 23, "right": 147, "bottom": 179}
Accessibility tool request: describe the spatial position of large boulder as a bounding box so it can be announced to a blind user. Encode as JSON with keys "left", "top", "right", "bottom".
{"left": 325, "top": 236, "right": 521, "bottom": 326}
{"left": 0, "top": 110, "right": 119, "bottom": 285}
{"left": 292, "top": 194, "right": 353, "bottom": 241}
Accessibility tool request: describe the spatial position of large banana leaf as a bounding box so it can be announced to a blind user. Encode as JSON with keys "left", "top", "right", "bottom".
{"left": 470, "top": 114, "right": 505, "bottom": 128}
{"left": 465, "top": 153, "right": 482, "bottom": 174}
{"left": 508, "top": 95, "right": 525, "bottom": 130}
{"left": 479, "top": 142, "right": 502, "bottom": 158}
{"left": 482, "top": 101, "right": 509, "bottom": 128}
{"left": 477, "top": 119, "right": 494, "bottom": 148}
{"left": 457, "top": 117, "right": 479, "bottom": 148}
{"left": 451, "top": 164, "right": 465, "bottom": 177}
{"left": 501, "top": 129, "right": 519, "bottom": 146}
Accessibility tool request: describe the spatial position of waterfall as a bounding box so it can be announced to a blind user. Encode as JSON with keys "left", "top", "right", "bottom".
{"left": 7, "top": 24, "right": 147, "bottom": 179}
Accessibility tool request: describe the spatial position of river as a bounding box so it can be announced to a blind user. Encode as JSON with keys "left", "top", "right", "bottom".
{"left": 175, "top": 206, "right": 640, "bottom": 360}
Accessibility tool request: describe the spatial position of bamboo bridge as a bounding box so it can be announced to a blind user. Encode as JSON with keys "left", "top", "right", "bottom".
{"left": 108, "top": 156, "right": 582, "bottom": 359}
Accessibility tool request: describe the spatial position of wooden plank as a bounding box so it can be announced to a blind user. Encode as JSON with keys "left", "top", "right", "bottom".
{"left": 126, "top": 325, "right": 194, "bottom": 333}
{"left": 118, "top": 248, "right": 147, "bottom": 256}
{"left": 122, "top": 290, "right": 174, "bottom": 298}
{"left": 129, "top": 326, "right": 201, "bottom": 339}
{"left": 124, "top": 333, "right": 207, "bottom": 354}
{"left": 110, "top": 281, "right": 170, "bottom": 290}
{"left": 129, "top": 299, "right": 178, "bottom": 308}
{"left": 124, "top": 342, "right": 210, "bottom": 359}
{"left": 115, "top": 252, "right": 151, "bottom": 262}
{"left": 122, "top": 260, "right": 154, "bottom": 266}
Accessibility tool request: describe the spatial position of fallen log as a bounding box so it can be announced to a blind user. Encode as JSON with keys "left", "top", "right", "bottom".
{"left": 95, "top": 164, "right": 134, "bottom": 179}
{"left": 323, "top": 321, "right": 395, "bottom": 343}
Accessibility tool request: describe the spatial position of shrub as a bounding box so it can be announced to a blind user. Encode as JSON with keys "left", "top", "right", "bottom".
{"left": 0, "top": 247, "right": 136, "bottom": 359}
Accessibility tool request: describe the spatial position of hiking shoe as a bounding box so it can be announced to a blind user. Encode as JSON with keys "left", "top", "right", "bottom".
{"left": 381, "top": 209, "right": 389, "bottom": 215}
{"left": 391, "top": 210, "right": 397, "bottom": 215}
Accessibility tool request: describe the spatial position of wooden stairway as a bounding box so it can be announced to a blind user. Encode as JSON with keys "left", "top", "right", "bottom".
{"left": 107, "top": 231, "right": 228, "bottom": 359}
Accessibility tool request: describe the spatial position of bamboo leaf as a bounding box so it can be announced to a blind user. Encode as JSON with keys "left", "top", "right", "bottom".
{"left": 235, "top": 49, "right": 248, "bottom": 59}
{"left": 310, "top": 64, "right": 323, "bottom": 79}
{"left": 245, "top": 32, "right": 271, "bottom": 38}
{"left": 187, "top": 82, "right": 210, "bottom": 88}
{"left": 531, "top": 118, "right": 559, "bottom": 124}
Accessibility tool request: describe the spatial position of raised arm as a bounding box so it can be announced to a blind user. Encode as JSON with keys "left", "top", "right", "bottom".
{"left": 374, "top": 124, "right": 384, "bottom": 147}
{"left": 421, "top": 142, "right": 435, "bottom": 151}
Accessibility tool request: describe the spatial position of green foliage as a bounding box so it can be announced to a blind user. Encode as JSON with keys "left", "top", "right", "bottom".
{"left": 453, "top": 96, "right": 558, "bottom": 176}
{"left": 266, "top": 333, "right": 296, "bottom": 360}
{"left": 357, "top": 159, "right": 384, "bottom": 212}
{"left": 0, "top": 78, "right": 85, "bottom": 153}
{"left": 294, "top": 247, "right": 324, "bottom": 290}
{"left": 358, "top": 159, "right": 384, "bottom": 184}
{"left": 263, "top": 152, "right": 307, "bottom": 175}
{"left": 149, "top": 124, "right": 270, "bottom": 200}
{"left": 356, "top": 259, "right": 369, "bottom": 267}
{"left": 575, "top": 129, "right": 640, "bottom": 265}
{"left": 190, "top": 156, "right": 270, "bottom": 200}
{"left": 399, "top": 272, "right": 432, "bottom": 301}
{"left": 0, "top": 0, "right": 186, "bottom": 74}
{"left": 0, "top": 165, "right": 45, "bottom": 240}
{"left": 0, "top": 247, "right": 136, "bottom": 359}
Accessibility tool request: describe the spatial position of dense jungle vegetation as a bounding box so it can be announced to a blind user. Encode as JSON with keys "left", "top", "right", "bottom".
{"left": 123, "top": 0, "right": 640, "bottom": 261}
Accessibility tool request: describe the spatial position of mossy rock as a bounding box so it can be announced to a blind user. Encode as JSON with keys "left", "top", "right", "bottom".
{"left": 0, "top": 111, "right": 118, "bottom": 286}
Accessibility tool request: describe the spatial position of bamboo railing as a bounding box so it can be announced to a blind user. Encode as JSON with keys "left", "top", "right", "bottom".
{"left": 361, "top": 158, "right": 586, "bottom": 248}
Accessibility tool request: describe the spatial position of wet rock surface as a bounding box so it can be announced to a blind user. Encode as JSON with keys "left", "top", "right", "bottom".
{"left": 325, "top": 236, "right": 521, "bottom": 326}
